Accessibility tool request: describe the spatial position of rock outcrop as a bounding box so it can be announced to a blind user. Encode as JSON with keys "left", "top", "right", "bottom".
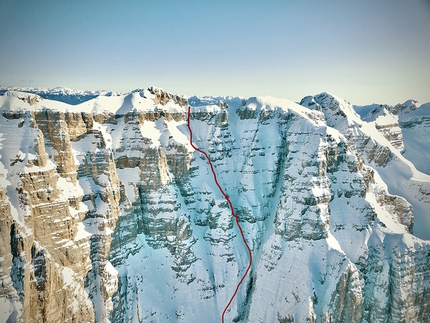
{"left": 0, "top": 88, "right": 429, "bottom": 323}
{"left": 354, "top": 99, "right": 430, "bottom": 176}
{"left": 301, "top": 92, "right": 430, "bottom": 240}
{"left": 0, "top": 109, "right": 94, "bottom": 323}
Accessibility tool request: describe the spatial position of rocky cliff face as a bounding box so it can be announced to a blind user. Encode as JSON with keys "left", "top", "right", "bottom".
{"left": 0, "top": 96, "right": 94, "bottom": 322}
{"left": 0, "top": 89, "right": 429, "bottom": 323}
{"left": 301, "top": 93, "right": 430, "bottom": 239}
{"left": 354, "top": 99, "right": 430, "bottom": 176}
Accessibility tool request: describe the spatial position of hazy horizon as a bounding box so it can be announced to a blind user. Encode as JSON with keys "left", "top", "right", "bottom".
{"left": 1, "top": 0, "right": 429, "bottom": 105}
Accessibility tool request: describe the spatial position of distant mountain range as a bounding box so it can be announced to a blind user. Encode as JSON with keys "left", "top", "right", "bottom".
{"left": 0, "top": 86, "right": 125, "bottom": 105}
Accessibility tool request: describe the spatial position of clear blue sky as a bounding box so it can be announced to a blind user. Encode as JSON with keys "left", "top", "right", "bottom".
{"left": 1, "top": 0, "right": 429, "bottom": 105}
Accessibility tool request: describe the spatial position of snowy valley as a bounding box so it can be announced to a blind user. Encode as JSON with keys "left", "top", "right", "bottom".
{"left": 0, "top": 87, "right": 429, "bottom": 323}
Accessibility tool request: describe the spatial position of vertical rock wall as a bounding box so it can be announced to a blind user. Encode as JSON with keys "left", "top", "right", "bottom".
{"left": 0, "top": 92, "right": 429, "bottom": 323}
{"left": 0, "top": 111, "right": 94, "bottom": 323}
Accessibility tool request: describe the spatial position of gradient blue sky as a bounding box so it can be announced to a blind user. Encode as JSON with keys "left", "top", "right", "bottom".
{"left": 1, "top": 0, "right": 429, "bottom": 105}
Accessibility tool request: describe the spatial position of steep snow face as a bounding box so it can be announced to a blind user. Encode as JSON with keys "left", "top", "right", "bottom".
{"left": 358, "top": 105, "right": 404, "bottom": 151}
{"left": 0, "top": 88, "right": 429, "bottom": 323}
{"left": 397, "top": 102, "right": 430, "bottom": 176}
{"left": 302, "top": 93, "right": 430, "bottom": 240}
{"left": 354, "top": 100, "right": 430, "bottom": 176}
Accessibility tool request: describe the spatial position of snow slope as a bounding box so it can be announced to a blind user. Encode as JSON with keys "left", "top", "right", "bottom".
{"left": 0, "top": 86, "right": 123, "bottom": 105}
{"left": 302, "top": 93, "right": 430, "bottom": 240}
{"left": 354, "top": 100, "right": 430, "bottom": 175}
{"left": 0, "top": 87, "right": 429, "bottom": 323}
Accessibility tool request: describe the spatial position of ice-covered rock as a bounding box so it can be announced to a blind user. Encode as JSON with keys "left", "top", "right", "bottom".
{"left": 0, "top": 88, "right": 429, "bottom": 323}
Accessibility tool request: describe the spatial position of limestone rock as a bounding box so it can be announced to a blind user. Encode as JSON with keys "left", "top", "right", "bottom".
{"left": 0, "top": 89, "right": 429, "bottom": 323}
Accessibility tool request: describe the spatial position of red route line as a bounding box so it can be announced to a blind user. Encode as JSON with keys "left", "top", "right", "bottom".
{"left": 187, "top": 105, "right": 253, "bottom": 323}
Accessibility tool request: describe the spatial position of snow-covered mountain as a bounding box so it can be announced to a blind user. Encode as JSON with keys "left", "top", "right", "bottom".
{"left": 0, "top": 87, "right": 429, "bottom": 323}
{"left": 0, "top": 86, "right": 124, "bottom": 105}
{"left": 354, "top": 100, "right": 430, "bottom": 176}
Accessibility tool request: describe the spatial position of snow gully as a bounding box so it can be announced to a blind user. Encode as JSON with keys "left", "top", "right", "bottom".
{"left": 187, "top": 105, "right": 253, "bottom": 323}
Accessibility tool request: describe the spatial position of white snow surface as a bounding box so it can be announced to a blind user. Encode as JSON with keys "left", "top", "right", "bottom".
{"left": 304, "top": 92, "right": 430, "bottom": 240}
{"left": 0, "top": 87, "right": 429, "bottom": 323}
{"left": 0, "top": 88, "right": 185, "bottom": 115}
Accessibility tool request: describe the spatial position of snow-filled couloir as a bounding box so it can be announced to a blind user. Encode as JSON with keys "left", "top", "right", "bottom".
{"left": 0, "top": 87, "right": 429, "bottom": 323}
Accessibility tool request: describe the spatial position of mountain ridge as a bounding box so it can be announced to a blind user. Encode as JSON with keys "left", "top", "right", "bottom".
{"left": 0, "top": 86, "right": 429, "bottom": 322}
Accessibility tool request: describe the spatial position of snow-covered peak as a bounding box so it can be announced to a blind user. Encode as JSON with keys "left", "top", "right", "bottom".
{"left": 353, "top": 103, "right": 382, "bottom": 119}
{"left": 354, "top": 100, "right": 430, "bottom": 123}
{"left": 353, "top": 100, "right": 422, "bottom": 120}
{"left": 299, "top": 95, "right": 323, "bottom": 112}
{"left": 2, "top": 90, "right": 43, "bottom": 106}
{"left": 399, "top": 101, "right": 430, "bottom": 120}
{"left": 0, "top": 85, "right": 124, "bottom": 105}
{"left": 0, "top": 87, "right": 190, "bottom": 115}
{"left": 361, "top": 106, "right": 397, "bottom": 124}
{"left": 1, "top": 85, "right": 430, "bottom": 323}
{"left": 300, "top": 92, "right": 362, "bottom": 131}
{"left": 315, "top": 92, "right": 361, "bottom": 118}
{"left": 391, "top": 99, "right": 419, "bottom": 115}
